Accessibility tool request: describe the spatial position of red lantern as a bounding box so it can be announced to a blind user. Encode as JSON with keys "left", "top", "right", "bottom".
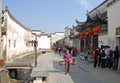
{"left": 80, "top": 33, "right": 84, "bottom": 37}
{"left": 87, "top": 30, "right": 93, "bottom": 36}
{"left": 93, "top": 27, "right": 100, "bottom": 33}
{"left": 77, "top": 33, "right": 84, "bottom": 38}
{"left": 76, "top": 34, "right": 80, "bottom": 38}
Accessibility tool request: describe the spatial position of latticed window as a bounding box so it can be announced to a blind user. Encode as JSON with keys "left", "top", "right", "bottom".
{"left": 100, "top": 11, "right": 107, "bottom": 20}
{"left": 100, "top": 24, "right": 108, "bottom": 33}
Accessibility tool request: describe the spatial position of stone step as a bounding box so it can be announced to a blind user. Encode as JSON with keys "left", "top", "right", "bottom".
{"left": 31, "top": 67, "right": 49, "bottom": 80}
{"left": 31, "top": 70, "right": 49, "bottom": 78}
{"left": 5, "top": 62, "right": 32, "bottom": 69}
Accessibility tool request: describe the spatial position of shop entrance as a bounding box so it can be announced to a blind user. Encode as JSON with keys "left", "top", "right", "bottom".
{"left": 92, "top": 35, "right": 98, "bottom": 50}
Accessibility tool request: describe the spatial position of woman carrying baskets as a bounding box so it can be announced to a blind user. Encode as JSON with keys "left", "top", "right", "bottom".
{"left": 63, "top": 50, "right": 72, "bottom": 74}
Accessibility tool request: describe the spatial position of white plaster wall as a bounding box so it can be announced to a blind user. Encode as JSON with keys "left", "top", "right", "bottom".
{"left": 4, "top": 11, "right": 32, "bottom": 60}
{"left": 0, "top": 0, "right": 2, "bottom": 59}
{"left": 66, "top": 37, "right": 73, "bottom": 46}
{"left": 89, "top": 0, "right": 112, "bottom": 18}
{"left": 2, "top": 36, "right": 6, "bottom": 59}
{"left": 98, "top": 34, "right": 108, "bottom": 47}
{"left": 108, "top": 0, "right": 120, "bottom": 49}
{"left": 64, "top": 28, "right": 73, "bottom": 46}
{"left": 39, "top": 36, "right": 51, "bottom": 49}
{"left": 51, "top": 33, "right": 64, "bottom": 46}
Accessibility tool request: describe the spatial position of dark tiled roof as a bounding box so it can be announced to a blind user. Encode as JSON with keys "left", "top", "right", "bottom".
{"left": 85, "top": 14, "right": 94, "bottom": 23}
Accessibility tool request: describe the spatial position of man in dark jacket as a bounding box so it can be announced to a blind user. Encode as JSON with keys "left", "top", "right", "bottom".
{"left": 113, "top": 46, "right": 120, "bottom": 70}
{"left": 100, "top": 46, "right": 106, "bottom": 68}
{"left": 94, "top": 47, "right": 100, "bottom": 68}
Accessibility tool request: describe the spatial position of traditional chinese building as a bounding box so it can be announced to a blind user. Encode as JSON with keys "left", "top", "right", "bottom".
{"left": 74, "top": 0, "right": 111, "bottom": 54}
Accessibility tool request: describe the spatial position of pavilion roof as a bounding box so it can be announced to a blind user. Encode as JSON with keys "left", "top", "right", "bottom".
{"left": 92, "top": 14, "right": 107, "bottom": 24}
{"left": 75, "top": 13, "right": 107, "bottom": 32}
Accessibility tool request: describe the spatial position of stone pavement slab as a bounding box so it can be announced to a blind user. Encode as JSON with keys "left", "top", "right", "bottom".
{"left": 31, "top": 67, "right": 49, "bottom": 78}
{"left": 31, "top": 52, "right": 120, "bottom": 83}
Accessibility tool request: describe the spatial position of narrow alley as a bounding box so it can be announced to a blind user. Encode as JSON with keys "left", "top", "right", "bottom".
{"left": 1, "top": 0, "right": 120, "bottom": 83}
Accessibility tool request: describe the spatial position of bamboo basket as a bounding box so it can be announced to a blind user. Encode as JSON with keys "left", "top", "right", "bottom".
{"left": 58, "top": 58, "right": 77, "bottom": 66}
{"left": 58, "top": 61, "right": 65, "bottom": 66}
{"left": 70, "top": 58, "right": 77, "bottom": 65}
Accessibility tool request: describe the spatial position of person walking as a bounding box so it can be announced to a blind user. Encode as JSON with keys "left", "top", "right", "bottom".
{"left": 105, "top": 46, "right": 111, "bottom": 69}
{"left": 112, "top": 46, "right": 120, "bottom": 71}
{"left": 88, "top": 48, "right": 92, "bottom": 63}
{"left": 73, "top": 47, "right": 78, "bottom": 57}
{"left": 68, "top": 46, "right": 73, "bottom": 54}
{"left": 93, "top": 47, "right": 100, "bottom": 68}
{"left": 58, "top": 47, "right": 62, "bottom": 54}
{"left": 63, "top": 50, "right": 72, "bottom": 74}
{"left": 109, "top": 49, "right": 113, "bottom": 69}
{"left": 100, "top": 46, "right": 106, "bottom": 69}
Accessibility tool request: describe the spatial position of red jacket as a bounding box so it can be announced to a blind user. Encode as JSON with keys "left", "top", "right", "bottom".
{"left": 73, "top": 48, "right": 77, "bottom": 54}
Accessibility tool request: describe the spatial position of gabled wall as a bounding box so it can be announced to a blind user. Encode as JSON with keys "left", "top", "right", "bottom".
{"left": 2, "top": 9, "right": 32, "bottom": 60}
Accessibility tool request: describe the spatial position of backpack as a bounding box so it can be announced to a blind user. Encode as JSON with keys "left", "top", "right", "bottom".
{"left": 100, "top": 50, "right": 106, "bottom": 57}
{"left": 109, "top": 50, "right": 113, "bottom": 58}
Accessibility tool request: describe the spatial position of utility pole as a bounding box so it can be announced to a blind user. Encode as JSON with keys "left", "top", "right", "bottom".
{"left": 35, "top": 44, "right": 37, "bottom": 67}
{"left": 34, "top": 36, "right": 38, "bottom": 67}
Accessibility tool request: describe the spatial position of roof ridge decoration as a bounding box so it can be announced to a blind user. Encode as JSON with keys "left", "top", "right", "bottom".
{"left": 85, "top": 14, "right": 94, "bottom": 23}
{"left": 75, "top": 19, "right": 85, "bottom": 25}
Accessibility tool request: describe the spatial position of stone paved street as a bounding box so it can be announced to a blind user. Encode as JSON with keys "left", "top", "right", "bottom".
{"left": 33, "top": 52, "right": 120, "bottom": 83}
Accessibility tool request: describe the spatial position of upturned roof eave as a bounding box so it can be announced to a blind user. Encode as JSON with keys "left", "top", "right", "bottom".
{"left": 93, "top": 14, "right": 108, "bottom": 24}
